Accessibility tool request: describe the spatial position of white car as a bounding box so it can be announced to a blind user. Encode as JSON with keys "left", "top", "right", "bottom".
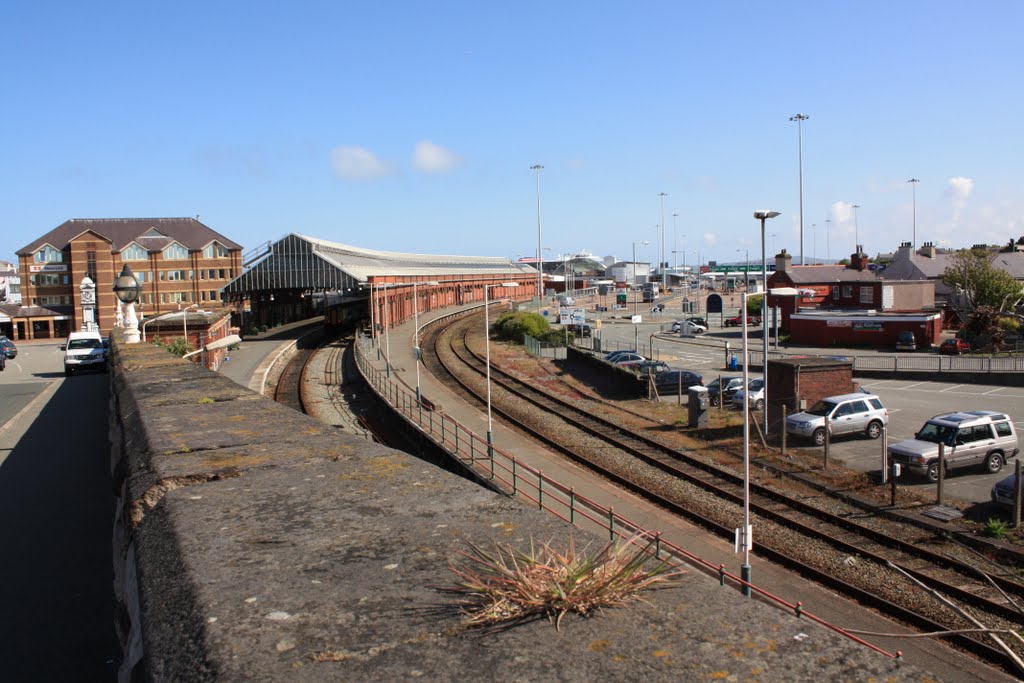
{"left": 731, "top": 378, "right": 765, "bottom": 410}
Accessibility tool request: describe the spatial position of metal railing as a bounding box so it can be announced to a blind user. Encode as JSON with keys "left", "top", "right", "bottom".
{"left": 351, "top": 310, "right": 898, "bottom": 661}
{"left": 524, "top": 334, "right": 567, "bottom": 359}
{"left": 745, "top": 348, "right": 1024, "bottom": 374}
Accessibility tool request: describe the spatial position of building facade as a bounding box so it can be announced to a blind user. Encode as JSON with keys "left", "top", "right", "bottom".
{"left": 13, "top": 218, "right": 242, "bottom": 340}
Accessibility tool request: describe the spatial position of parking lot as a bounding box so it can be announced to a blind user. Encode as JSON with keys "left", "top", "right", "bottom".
{"left": 588, "top": 315, "right": 1024, "bottom": 506}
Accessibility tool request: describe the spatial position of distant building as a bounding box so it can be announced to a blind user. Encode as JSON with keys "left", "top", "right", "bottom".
{"left": 10, "top": 218, "right": 242, "bottom": 340}
{"left": 0, "top": 260, "right": 20, "bottom": 305}
{"left": 766, "top": 246, "right": 939, "bottom": 348}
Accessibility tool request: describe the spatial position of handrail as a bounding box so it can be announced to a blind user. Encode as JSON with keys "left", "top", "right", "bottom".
{"left": 351, "top": 309, "right": 899, "bottom": 661}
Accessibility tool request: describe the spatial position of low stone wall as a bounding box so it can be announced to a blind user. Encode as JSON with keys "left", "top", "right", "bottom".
{"left": 108, "top": 335, "right": 918, "bottom": 682}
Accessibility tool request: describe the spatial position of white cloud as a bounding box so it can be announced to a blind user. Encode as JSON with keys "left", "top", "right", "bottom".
{"left": 329, "top": 146, "right": 394, "bottom": 181}
{"left": 703, "top": 232, "right": 717, "bottom": 247}
{"left": 946, "top": 176, "right": 974, "bottom": 221}
{"left": 831, "top": 200, "right": 854, "bottom": 224}
{"left": 411, "top": 140, "right": 461, "bottom": 173}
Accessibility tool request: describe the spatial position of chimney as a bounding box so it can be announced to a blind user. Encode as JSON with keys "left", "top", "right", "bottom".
{"left": 918, "top": 242, "right": 937, "bottom": 258}
{"left": 775, "top": 249, "right": 792, "bottom": 273}
{"left": 848, "top": 245, "right": 869, "bottom": 271}
{"left": 896, "top": 241, "right": 913, "bottom": 261}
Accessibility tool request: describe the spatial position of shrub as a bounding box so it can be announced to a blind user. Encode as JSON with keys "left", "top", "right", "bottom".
{"left": 494, "top": 311, "right": 552, "bottom": 342}
{"left": 447, "top": 535, "right": 681, "bottom": 629}
{"left": 998, "top": 317, "right": 1022, "bottom": 333}
{"left": 746, "top": 294, "right": 763, "bottom": 317}
{"left": 984, "top": 517, "right": 1010, "bottom": 539}
{"left": 165, "top": 337, "right": 191, "bottom": 357}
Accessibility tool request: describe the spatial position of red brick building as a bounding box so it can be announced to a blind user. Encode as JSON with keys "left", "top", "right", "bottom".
{"left": 13, "top": 218, "right": 242, "bottom": 339}
{"left": 765, "top": 247, "right": 940, "bottom": 348}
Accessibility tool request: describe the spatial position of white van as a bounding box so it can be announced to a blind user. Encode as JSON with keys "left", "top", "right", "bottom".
{"left": 62, "top": 330, "right": 107, "bottom": 376}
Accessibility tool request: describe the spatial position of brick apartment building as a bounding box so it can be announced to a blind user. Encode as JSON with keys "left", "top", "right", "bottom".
{"left": 10, "top": 218, "right": 242, "bottom": 340}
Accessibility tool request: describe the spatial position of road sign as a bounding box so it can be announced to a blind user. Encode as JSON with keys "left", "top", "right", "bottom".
{"left": 559, "top": 307, "right": 586, "bottom": 325}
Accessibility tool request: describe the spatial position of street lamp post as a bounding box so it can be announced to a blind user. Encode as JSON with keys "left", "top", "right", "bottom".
{"left": 412, "top": 281, "right": 439, "bottom": 403}
{"left": 658, "top": 192, "right": 668, "bottom": 289}
{"left": 908, "top": 178, "right": 920, "bottom": 248}
{"left": 755, "top": 210, "right": 781, "bottom": 440}
{"left": 852, "top": 204, "right": 861, "bottom": 252}
{"left": 632, "top": 239, "right": 650, "bottom": 350}
{"left": 484, "top": 282, "right": 521, "bottom": 460}
{"left": 531, "top": 164, "right": 544, "bottom": 303}
{"left": 825, "top": 218, "right": 831, "bottom": 261}
{"left": 740, "top": 290, "right": 753, "bottom": 596}
{"left": 113, "top": 264, "right": 142, "bottom": 344}
{"left": 789, "top": 113, "right": 809, "bottom": 265}
{"left": 811, "top": 224, "right": 816, "bottom": 263}
{"left": 672, "top": 213, "right": 680, "bottom": 271}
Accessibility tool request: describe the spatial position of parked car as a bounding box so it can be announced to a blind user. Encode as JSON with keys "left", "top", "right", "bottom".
{"left": 0, "top": 337, "right": 17, "bottom": 359}
{"left": 888, "top": 411, "right": 1019, "bottom": 481}
{"left": 724, "top": 314, "right": 762, "bottom": 327}
{"left": 732, "top": 378, "right": 765, "bottom": 410}
{"left": 895, "top": 331, "right": 917, "bottom": 352}
{"left": 706, "top": 376, "right": 744, "bottom": 406}
{"left": 671, "top": 317, "right": 708, "bottom": 332}
{"left": 677, "top": 320, "right": 707, "bottom": 336}
{"left": 652, "top": 369, "right": 704, "bottom": 395}
{"left": 785, "top": 393, "right": 889, "bottom": 446}
{"left": 612, "top": 353, "right": 646, "bottom": 367}
{"left": 567, "top": 323, "right": 592, "bottom": 338}
{"left": 992, "top": 472, "right": 1020, "bottom": 509}
{"left": 635, "top": 360, "right": 671, "bottom": 376}
{"left": 939, "top": 338, "right": 971, "bottom": 355}
{"left": 604, "top": 349, "right": 637, "bottom": 362}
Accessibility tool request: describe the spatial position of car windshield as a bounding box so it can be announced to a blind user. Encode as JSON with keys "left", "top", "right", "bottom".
{"left": 807, "top": 400, "right": 839, "bottom": 417}
{"left": 68, "top": 338, "right": 102, "bottom": 350}
{"left": 749, "top": 379, "right": 764, "bottom": 390}
{"left": 916, "top": 421, "right": 955, "bottom": 444}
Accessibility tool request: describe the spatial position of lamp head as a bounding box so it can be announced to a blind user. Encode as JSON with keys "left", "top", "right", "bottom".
{"left": 113, "top": 264, "right": 142, "bottom": 304}
{"left": 753, "top": 210, "right": 781, "bottom": 220}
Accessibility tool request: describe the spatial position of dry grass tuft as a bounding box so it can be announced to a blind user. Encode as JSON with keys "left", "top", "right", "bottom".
{"left": 447, "top": 535, "right": 682, "bottom": 629}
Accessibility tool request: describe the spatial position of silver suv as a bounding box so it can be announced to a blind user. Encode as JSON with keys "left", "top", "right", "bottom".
{"left": 888, "top": 411, "right": 1019, "bottom": 481}
{"left": 786, "top": 393, "right": 888, "bottom": 446}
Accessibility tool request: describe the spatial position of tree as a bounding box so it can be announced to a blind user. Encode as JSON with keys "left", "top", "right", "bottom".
{"left": 942, "top": 248, "right": 1023, "bottom": 312}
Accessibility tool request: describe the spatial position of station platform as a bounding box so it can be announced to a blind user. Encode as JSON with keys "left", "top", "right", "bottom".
{"left": 354, "top": 302, "right": 1007, "bottom": 682}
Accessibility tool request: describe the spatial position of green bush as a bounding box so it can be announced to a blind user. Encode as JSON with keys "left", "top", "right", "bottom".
{"left": 166, "top": 337, "right": 191, "bottom": 357}
{"left": 746, "top": 294, "right": 763, "bottom": 316}
{"left": 984, "top": 517, "right": 1010, "bottom": 539}
{"left": 998, "top": 317, "right": 1022, "bottom": 333}
{"left": 494, "top": 311, "right": 552, "bottom": 342}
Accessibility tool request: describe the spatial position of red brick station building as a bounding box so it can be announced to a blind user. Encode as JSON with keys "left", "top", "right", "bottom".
{"left": 765, "top": 247, "right": 941, "bottom": 348}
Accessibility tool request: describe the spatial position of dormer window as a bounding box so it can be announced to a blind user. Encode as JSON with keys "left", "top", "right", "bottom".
{"left": 33, "top": 245, "right": 63, "bottom": 263}
{"left": 121, "top": 243, "right": 149, "bottom": 261}
{"left": 162, "top": 242, "right": 189, "bottom": 260}
{"left": 203, "top": 242, "right": 230, "bottom": 258}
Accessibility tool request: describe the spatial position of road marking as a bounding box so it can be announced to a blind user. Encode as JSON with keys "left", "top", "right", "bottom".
{"left": 940, "top": 384, "right": 965, "bottom": 392}
{"left": 899, "top": 381, "right": 930, "bottom": 390}
{"left": 983, "top": 387, "right": 1008, "bottom": 395}
{"left": 0, "top": 380, "right": 61, "bottom": 439}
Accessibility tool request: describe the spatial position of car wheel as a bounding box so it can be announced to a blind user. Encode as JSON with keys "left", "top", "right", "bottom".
{"left": 754, "top": 398, "right": 764, "bottom": 411}
{"left": 812, "top": 428, "right": 827, "bottom": 447}
{"left": 710, "top": 396, "right": 719, "bottom": 406}
{"left": 926, "top": 462, "right": 941, "bottom": 482}
{"left": 64, "top": 368, "right": 72, "bottom": 376}
{"left": 865, "top": 421, "right": 882, "bottom": 439}
{"left": 985, "top": 452, "right": 1005, "bottom": 474}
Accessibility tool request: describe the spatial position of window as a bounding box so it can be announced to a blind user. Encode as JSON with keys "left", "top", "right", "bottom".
{"left": 201, "top": 291, "right": 207, "bottom": 301}
{"left": 208, "top": 269, "right": 216, "bottom": 279}
{"left": 167, "top": 291, "right": 186, "bottom": 303}
{"left": 189, "top": 270, "right": 194, "bottom": 280}
{"left": 121, "top": 243, "right": 148, "bottom": 261}
{"left": 842, "top": 286, "right": 852, "bottom": 298}
{"left": 832, "top": 286, "right": 839, "bottom": 299}
{"left": 219, "top": 269, "right": 226, "bottom": 279}
{"left": 160, "top": 270, "right": 166, "bottom": 281}
{"left": 162, "top": 243, "right": 189, "bottom": 260}
{"left": 859, "top": 286, "right": 873, "bottom": 304}
{"left": 203, "top": 242, "right": 230, "bottom": 258}
{"left": 33, "top": 245, "right": 63, "bottom": 263}
{"left": 136, "top": 271, "right": 145, "bottom": 283}
{"left": 86, "top": 250, "right": 97, "bottom": 282}
{"left": 209, "top": 291, "right": 217, "bottom": 301}
{"left": 199, "top": 270, "right": 206, "bottom": 280}
{"left": 996, "top": 422, "right": 1013, "bottom": 437}
{"left": 34, "top": 273, "right": 62, "bottom": 287}
{"left": 166, "top": 270, "right": 186, "bottom": 281}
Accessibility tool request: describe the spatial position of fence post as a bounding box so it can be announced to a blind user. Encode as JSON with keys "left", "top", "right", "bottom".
{"left": 823, "top": 415, "right": 830, "bottom": 469}
{"left": 937, "top": 443, "right": 945, "bottom": 505}
{"left": 469, "top": 432, "right": 475, "bottom": 465}
{"left": 781, "top": 405, "right": 787, "bottom": 455}
{"left": 608, "top": 506, "right": 615, "bottom": 541}
{"left": 538, "top": 471, "right": 543, "bottom": 510}
{"left": 881, "top": 425, "right": 888, "bottom": 484}
{"left": 1014, "top": 459, "right": 1022, "bottom": 528}
{"left": 654, "top": 531, "right": 661, "bottom": 559}
{"left": 512, "top": 459, "right": 517, "bottom": 494}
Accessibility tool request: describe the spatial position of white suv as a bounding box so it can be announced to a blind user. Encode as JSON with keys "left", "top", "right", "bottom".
{"left": 889, "top": 411, "right": 1019, "bottom": 481}
{"left": 62, "top": 330, "right": 107, "bottom": 376}
{"left": 786, "top": 393, "right": 888, "bottom": 446}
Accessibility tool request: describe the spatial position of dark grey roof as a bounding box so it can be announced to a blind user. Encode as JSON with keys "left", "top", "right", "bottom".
{"left": 17, "top": 218, "right": 242, "bottom": 256}
{"left": 0, "top": 303, "right": 69, "bottom": 317}
{"left": 782, "top": 265, "right": 881, "bottom": 284}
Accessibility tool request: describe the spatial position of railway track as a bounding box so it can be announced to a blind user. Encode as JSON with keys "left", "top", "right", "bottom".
{"left": 422, "top": 310, "right": 1024, "bottom": 674}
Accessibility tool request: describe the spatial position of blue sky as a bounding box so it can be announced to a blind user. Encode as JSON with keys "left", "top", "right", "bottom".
{"left": 3, "top": 1, "right": 1023, "bottom": 269}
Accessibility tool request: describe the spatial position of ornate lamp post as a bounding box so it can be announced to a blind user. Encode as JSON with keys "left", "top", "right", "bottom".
{"left": 113, "top": 264, "right": 142, "bottom": 343}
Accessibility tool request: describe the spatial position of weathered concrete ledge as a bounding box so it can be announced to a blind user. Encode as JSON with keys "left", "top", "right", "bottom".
{"left": 108, "top": 336, "right": 921, "bottom": 682}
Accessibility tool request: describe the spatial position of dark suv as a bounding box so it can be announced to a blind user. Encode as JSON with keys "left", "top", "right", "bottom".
{"left": 652, "top": 369, "right": 703, "bottom": 395}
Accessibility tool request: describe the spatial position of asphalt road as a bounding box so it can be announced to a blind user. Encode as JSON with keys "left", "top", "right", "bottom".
{"left": 0, "top": 340, "right": 119, "bottom": 681}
